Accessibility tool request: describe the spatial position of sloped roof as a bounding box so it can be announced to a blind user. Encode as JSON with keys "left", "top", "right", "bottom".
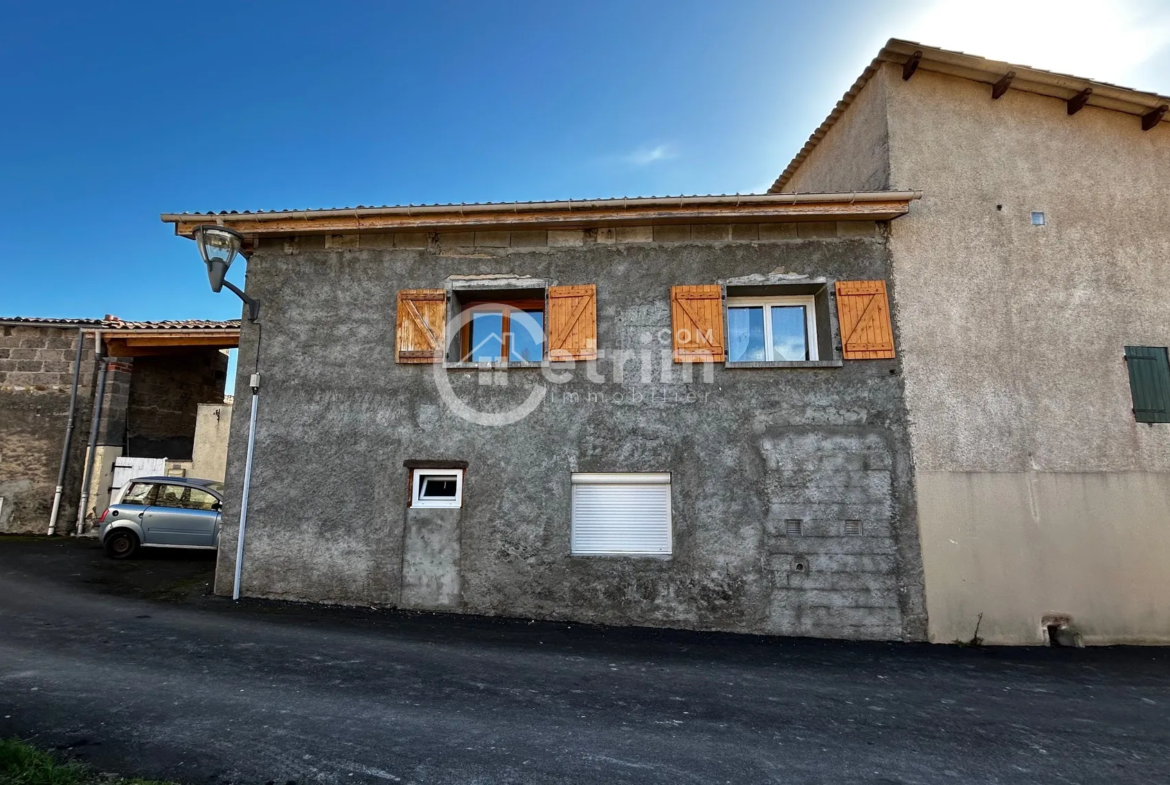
{"left": 769, "top": 38, "right": 1170, "bottom": 193}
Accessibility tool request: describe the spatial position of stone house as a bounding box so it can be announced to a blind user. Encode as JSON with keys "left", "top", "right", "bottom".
{"left": 0, "top": 317, "right": 238, "bottom": 533}
{"left": 163, "top": 194, "right": 932, "bottom": 641}
{"left": 773, "top": 40, "right": 1170, "bottom": 644}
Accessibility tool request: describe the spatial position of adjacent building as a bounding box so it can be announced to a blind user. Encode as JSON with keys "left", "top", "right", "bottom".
{"left": 0, "top": 317, "right": 238, "bottom": 533}
{"left": 774, "top": 40, "right": 1170, "bottom": 644}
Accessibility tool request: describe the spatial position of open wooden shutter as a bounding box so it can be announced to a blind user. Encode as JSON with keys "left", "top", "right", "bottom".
{"left": 671, "top": 285, "right": 725, "bottom": 362}
{"left": 548, "top": 285, "right": 597, "bottom": 361}
{"left": 835, "top": 280, "right": 895, "bottom": 360}
{"left": 396, "top": 289, "right": 446, "bottom": 363}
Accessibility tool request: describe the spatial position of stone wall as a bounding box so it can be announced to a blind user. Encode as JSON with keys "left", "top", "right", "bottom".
{"left": 127, "top": 350, "right": 229, "bottom": 460}
{"left": 216, "top": 221, "right": 928, "bottom": 641}
{"left": 0, "top": 325, "right": 97, "bottom": 533}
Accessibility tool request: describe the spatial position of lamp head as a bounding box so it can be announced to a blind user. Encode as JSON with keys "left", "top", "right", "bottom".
{"left": 193, "top": 225, "right": 244, "bottom": 293}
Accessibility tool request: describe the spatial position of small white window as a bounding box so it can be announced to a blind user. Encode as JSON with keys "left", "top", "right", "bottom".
{"left": 412, "top": 469, "right": 464, "bottom": 508}
{"left": 1031, "top": 211, "right": 1046, "bottom": 226}
{"left": 726, "top": 295, "right": 819, "bottom": 362}
{"left": 571, "top": 473, "right": 672, "bottom": 556}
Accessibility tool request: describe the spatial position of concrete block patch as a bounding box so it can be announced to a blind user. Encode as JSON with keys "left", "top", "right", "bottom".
{"left": 616, "top": 226, "right": 654, "bottom": 243}
{"left": 510, "top": 231, "right": 548, "bottom": 248}
{"left": 798, "top": 222, "right": 838, "bottom": 239}
{"left": 653, "top": 225, "right": 691, "bottom": 243}
{"left": 548, "top": 230, "right": 585, "bottom": 247}
{"left": 474, "top": 231, "right": 511, "bottom": 248}
{"left": 731, "top": 224, "right": 760, "bottom": 242}
{"left": 758, "top": 223, "right": 799, "bottom": 241}
{"left": 394, "top": 232, "right": 429, "bottom": 249}
{"left": 691, "top": 224, "right": 732, "bottom": 242}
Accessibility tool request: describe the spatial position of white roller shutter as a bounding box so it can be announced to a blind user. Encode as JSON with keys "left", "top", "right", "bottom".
{"left": 571, "top": 473, "right": 672, "bottom": 556}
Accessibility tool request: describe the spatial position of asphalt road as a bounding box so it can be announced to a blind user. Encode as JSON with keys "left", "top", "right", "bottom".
{"left": 1, "top": 537, "right": 1168, "bottom": 784}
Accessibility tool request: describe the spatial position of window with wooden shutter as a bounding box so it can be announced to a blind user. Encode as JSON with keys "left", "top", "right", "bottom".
{"left": 396, "top": 289, "right": 446, "bottom": 363}
{"left": 547, "top": 285, "right": 597, "bottom": 361}
{"left": 671, "top": 285, "right": 726, "bottom": 362}
{"left": 1124, "top": 346, "right": 1170, "bottom": 423}
{"left": 835, "top": 280, "right": 895, "bottom": 360}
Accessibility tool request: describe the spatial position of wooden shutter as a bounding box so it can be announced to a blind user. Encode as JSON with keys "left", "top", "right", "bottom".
{"left": 396, "top": 289, "right": 446, "bottom": 363}
{"left": 547, "top": 285, "right": 597, "bottom": 361}
{"left": 1124, "top": 346, "right": 1170, "bottom": 423}
{"left": 835, "top": 280, "right": 895, "bottom": 360}
{"left": 671, "top": 285, "right": 725, "bottom": 362}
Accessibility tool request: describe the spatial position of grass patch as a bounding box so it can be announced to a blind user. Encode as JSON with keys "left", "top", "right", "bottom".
{"left": 0, "top": 739, "right": 175, "bottom": 785}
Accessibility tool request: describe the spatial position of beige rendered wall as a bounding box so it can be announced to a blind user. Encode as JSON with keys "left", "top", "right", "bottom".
{"left": 882, "top": 62, "right": 1170, "bottom": 644}
{"left": 783, "top": 68, "right": 891, "bottom": 194}
{"left": 191, "top": 402, "right": 232, "bottom": 482}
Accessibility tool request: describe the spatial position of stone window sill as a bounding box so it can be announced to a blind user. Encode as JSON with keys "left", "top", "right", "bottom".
{"left": 443, "top": 360, "right": 548, "bottom": 370}
{"left": 724, "top": 359, "right": 844, "bottom": 369}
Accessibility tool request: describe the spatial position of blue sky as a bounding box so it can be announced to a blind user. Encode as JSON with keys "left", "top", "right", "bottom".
{"left": 2, "top": 0, "right": 1168, "bottom": 332}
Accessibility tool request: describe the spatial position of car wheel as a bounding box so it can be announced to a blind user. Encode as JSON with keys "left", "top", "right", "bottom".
{"left": 104, "top": 530, "right": 139, "bottom": 559}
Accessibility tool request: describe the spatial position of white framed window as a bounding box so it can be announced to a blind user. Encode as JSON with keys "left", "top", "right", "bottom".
{"left": 570, "top": 473, "right": 672, "bottom": 556}
{"left": 412, "top": 468, "right": 464, "bottom": 508}
{"left": 726, "top": 295, "right": 818, "bottom": 362}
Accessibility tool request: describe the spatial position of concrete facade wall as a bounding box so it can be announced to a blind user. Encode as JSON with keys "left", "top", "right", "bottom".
{"left": 782, "top": 70, "right": 890, "bottom": 195}
{"left": 215, "top": 222, "right": 929, "bottom": 641}
{"left": 0, "top": 326, "right": 97, "bottom": 533}
{"left": 191, "top": 402, "right": 232, "bottom": 482}
{"left": 882, "top": 64, "right": 1170, "bottom": 644}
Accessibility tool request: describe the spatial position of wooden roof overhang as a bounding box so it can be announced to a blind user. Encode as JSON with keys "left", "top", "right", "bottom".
{"left": 102, "top": 328, "right": 240, "bottom": 358}
{"left": 161, "top": 192, "right": 921, "bottom": 249}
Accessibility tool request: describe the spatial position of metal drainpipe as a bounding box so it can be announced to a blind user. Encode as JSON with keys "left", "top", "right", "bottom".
{"left": 47, "top": 328, "right": 86, "bottom": 536}
{"left": 75, "top": 356, "right": 108, "bottom": 537}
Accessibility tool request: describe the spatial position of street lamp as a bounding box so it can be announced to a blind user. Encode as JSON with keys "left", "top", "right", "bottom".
{"left": 193, "top": 225, "right": 260, "bottom": 322}
{"left": 192, "top": 224, "right": 261, "bottom": 601}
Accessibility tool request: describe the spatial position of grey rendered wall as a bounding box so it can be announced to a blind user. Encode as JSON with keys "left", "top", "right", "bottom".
{"left": 782, "top": 68, "right": 891, "bottom": 194}
{"left": 216, "top": 224, "right": 927, "bottom": 641}
{"left": 0, "top": 326, "right": 97, "bottom": 533}
{"left": 882, "top": 63, "right": 1170, "bottom": 643}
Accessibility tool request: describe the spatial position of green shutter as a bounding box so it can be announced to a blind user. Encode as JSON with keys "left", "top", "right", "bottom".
{"left": 1124, "top": 346, "right": 1170, "bottom": 423}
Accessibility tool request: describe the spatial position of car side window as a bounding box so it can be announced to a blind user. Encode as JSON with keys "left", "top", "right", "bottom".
{"left": 156, "top": 485, "right": 188, "bottom": 509}
{"left": 121, "top": 483, "right": 154, "bottom": 506}
{"left": 186, "top": 488, "right": 219, "bottom": 511}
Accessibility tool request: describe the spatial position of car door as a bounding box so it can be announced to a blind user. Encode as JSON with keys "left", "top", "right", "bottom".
{"left": 141, "top": 484, "right": 218, "bottom": 547}
{"left": 106, "top": 481, "right": 155, "bottom": 529}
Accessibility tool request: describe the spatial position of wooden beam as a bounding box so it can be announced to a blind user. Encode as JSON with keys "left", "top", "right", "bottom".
{"left": 902, "top": 50, "right": 922, "bottom": 81}
{"left": 1142, "top": 104, "right": 1168, "bottom": 131}
{"left": 104, "top": 335, "right": 239, "bottom": 355}
{"left": 992, "top": 71, "right": 1015, "bottom": 100}
{"left": 1067, "top": 88, "right": 1092, "bottom": 115}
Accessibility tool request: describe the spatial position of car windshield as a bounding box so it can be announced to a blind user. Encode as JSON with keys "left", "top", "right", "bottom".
{"left": 206, "top": 482, "right": 224, "bottom": 493}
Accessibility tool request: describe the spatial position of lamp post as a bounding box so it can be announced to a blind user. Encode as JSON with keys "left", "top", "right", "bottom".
{"left": 193, "top": 225, "right": 260, "bottom": 601}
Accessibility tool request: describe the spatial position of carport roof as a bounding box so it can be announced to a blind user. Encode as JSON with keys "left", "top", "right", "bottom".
{"left": 1, "top": 316, "right": 240, "bottom": 357}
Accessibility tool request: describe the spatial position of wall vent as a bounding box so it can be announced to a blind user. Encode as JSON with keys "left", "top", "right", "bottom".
{"left": 844, "top": 520, "right": 862, "bottom": 536}
{"left": 785, "top": 519, "right": 803, "bottom": 536}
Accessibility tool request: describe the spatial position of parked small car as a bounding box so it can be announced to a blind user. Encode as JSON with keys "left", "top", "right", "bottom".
{"left": 98, "top": 476, "right": 224, "bottom": 559}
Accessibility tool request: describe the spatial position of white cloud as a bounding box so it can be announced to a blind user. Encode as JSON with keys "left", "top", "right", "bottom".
{"left": 901, "top": 0, "right": 1170, "bottom": 90}
{"left": 621, "top": 143, "right": 677, "bottom": 166}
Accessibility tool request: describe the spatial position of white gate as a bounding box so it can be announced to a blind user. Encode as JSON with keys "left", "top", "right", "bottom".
{"left": 110, "top": 457, "right": 167, "bottom": 503}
